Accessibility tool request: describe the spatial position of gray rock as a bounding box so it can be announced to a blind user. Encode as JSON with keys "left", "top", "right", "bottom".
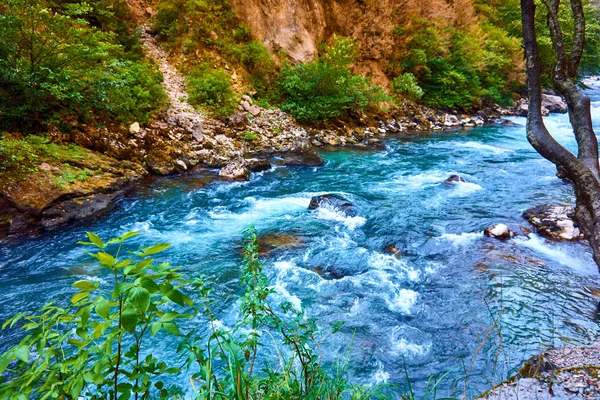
{"left": 176, "top": 160, "right": 188, "bottom": 170}
{"left": 245, "top": 158, "right": 271, "bottom": 172}
{"left": 249, "top": 105, "right": 261, "bottom": 117}
{"left": 42, "top": 192, "right": 123, "bottom": 228}
{"left": 219, "top": 159, "right": 250, "bottom": 181}
{"left": 308, "top": 194, "right": 358, "bottom": 217}
{"left": 241, "top": 100, "right": 251, "bottom": 112}
{"left": 542, "top": 94, "right": 568, "bottom": 113}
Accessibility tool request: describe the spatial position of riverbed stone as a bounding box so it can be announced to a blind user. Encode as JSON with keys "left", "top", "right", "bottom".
{"left": 245, "top": 158, "right": 271, "bottom": 172}
{"left": 484, "top": 223, "right": 512, "bottom": 240}
{"left": 308, "top": 194, "right": 357, "bottom": 217}
{"left": 444, "top": 174, "right": 468, "bottom": 184}
{"left": 523, "top": 204, "right": 583, "bottom": 241}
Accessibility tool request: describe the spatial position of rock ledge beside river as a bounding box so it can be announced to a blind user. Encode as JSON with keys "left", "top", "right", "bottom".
{"left": 480, "top": 340, "right": 600, "bottom": 399}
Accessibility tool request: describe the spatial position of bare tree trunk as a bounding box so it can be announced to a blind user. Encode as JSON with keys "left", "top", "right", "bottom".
{"left": 521, "top": 0, "right": 600, "bottom": 269}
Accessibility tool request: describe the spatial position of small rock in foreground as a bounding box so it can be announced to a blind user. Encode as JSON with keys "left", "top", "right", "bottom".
{"left": 308, "top": 194, "right": 357, "bottom": 217}
{"left": 484, "top": 223, "right": 512, "bottom": 240}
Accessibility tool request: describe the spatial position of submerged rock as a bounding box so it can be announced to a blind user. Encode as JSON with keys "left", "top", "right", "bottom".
{"left": 484, "top": 223, "right": 512, "bottom": 240}
{"left": 219, "top": 159, "right": 251, "bottom": 181}
{"left": 444, "top": 174, "right": 468, "bottom": 184}
{"left": 523, "top": 204, "right": 583, "bottom": 241}
{"left": 308, "top": 194, "right": 357, "bottom": 217}
{"left": 257, "top": 232, "right": 305, "bottom": 256}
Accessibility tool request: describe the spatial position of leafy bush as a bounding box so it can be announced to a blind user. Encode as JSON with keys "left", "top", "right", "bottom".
{"left": 391, "top": 15, "right": 522, "bottom": 110}
{"left": 0, "top": 228, "right": 444, "bottom": 399}
{"left": 187, "top": 65, "right": 238, "bottom": 119}
{"left": 392, "top": 73, "right": 424, "bottom": 101}
{"left": 0, "top": 0, "right": 166, "bottom": 131}
{"left": 279, "top": 35, "right": 387, "bottom": 122}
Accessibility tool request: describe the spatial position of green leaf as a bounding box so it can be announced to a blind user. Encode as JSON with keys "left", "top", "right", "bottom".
{"left": 15, "top": 345, "right": 30, "bottom": 363}
{"left": 160, "top": 312, "right": 179, "bottom": 322}
{"left": 129, "top": 287, "right": 150, "bottom": 313}
{"left": 121, "top": 309, "right": 138, "bottom": 333}
{"left": 71, "top": 291, "right": 90, "bottom": 305}
{"left": 150, "top": 322, "right": 162, "bottom": 336}
{"left": 96, "top": 252, "right": 116, "bottom": 268}
{"left": 95, "top": 299, "right": 111, "bottom": 320}
{"left": 141, "top": 243, "right": 170, "bottom": 256}
{"left": 120, "top": 231, "right": 140, "bottom": 242}
{"left": 86, "top": 232, "right": 104, "bottom": 249}
{"left": 113, "top": 282, "right": 132, "bottom": 297}
{"left": 140, "top": 277, "right": 160, "bottom": 294}
{"left": 166, "top": 289, "right": 185, "bottom": 306}
{"left": 72, "top": 280, "right": 98, "bottom": 291}
{"left": 0, "top": 353, "right": 12, "bottom": 373}
{"left": 162, "top": 322, "right": 180, "bottom": 336}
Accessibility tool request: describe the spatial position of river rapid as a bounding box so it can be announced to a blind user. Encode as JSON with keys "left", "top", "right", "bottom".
{"left": 2, "top": 81, "right": 600, "bottom": 397}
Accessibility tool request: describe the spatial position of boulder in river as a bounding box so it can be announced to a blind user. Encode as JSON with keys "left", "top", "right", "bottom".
{"left": 257, "top": 232, "right": 305, "bottom": 256}
{"left": 219, "top": 159, "right": 250, "bottom": 181}
{"left": 484, "top": 223, "right": 512, "bottom": 240}
{"left": 444, "top": 174, "right": 468, "bottom": 184}
{"left": 542, "top": 93, "right": 568, "bottom": 113}
{"left": 245, "top": 158, "right": 271, "bottom": 172}
{"left": 308, "top": 194, "right": 357, "bottom": 217}
{"left": 277, "top": 148, "right": 324, "bottom": 167}
{"left": 523, "top": 204, "right": 584, "bottom": 241}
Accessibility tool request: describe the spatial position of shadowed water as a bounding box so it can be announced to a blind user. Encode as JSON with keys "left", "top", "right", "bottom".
{"left": 2, "top": 80, "right": 600, "bottom": 397}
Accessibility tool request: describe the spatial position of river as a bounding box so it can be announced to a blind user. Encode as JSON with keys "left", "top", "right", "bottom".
{"left": 2, "top": 81, "right": 600, "bottom": 397}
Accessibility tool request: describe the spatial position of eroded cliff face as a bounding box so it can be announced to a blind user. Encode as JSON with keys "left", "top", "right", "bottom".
{"left": 230, "top": 0, "right": 476, "bottom": 87}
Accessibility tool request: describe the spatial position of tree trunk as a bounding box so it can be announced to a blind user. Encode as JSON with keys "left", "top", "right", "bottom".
{"left": 521, "top": 0, "right": 600, "bottom": 269}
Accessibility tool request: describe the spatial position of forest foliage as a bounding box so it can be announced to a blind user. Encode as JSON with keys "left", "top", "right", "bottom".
{"left": 0, "top": 0, "right": 167, "bottom": 133}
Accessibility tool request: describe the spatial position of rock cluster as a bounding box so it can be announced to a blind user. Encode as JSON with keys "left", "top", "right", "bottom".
{"left": 481, "top": 340, "right": 600, "bottom": 399}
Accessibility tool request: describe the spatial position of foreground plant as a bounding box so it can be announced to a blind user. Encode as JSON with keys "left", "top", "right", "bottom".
{"left": 0, "top": 228, "right": 453, "bottom": 399}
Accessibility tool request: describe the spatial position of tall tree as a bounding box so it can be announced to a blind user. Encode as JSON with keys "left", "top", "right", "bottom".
{"left": 521, "top": 0, "right": 600, "bottom": 268}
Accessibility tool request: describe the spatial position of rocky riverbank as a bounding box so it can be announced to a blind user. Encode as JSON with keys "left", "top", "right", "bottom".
{"left": 480, "top": 340, "right": 600, "bottom": 399}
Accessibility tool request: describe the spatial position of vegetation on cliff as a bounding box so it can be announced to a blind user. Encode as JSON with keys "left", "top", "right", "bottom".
{"left": 0, "top": 0, "right": 167, "bottom": 133}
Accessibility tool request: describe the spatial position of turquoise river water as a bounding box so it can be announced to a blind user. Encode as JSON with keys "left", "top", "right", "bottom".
{"left": 2, "top": 81, "right": 600, "bottom": 397}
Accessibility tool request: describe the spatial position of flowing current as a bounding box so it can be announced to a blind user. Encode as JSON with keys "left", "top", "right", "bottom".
{"left": 2, "top": 81, "right": 600, "bottom": 396}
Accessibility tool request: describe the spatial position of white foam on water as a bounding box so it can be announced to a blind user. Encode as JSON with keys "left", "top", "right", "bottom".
{"left": 372, "top": 361, "right": 390, "bottom": 384}
{"left": 389, "top": 170, "right": 453, "bottom": 190}
{"left": 384, "top": 289, "right": 419, "bottom": 314}
{"left": 514, "top": 234, "right": 593, "bottom": 273}
{"left": 368, "top": 252, "right": 420, "bottom": 281}
{"left": 390, "top": 326, "right": 431, "bottom": 357}
{"left": 313, "top": 206, "right": 366, "bottom": 230}
{"left": 455, "top": 141, "right": 512, "bottom": 155}
{"left": 349, "top": 297, "right": 360, "bottom": 316}
{"left": 448, "top": 181, "right": 483, "bottom": 197}
{"left": 438, "top": 232, "right": 481, "bottom": 247}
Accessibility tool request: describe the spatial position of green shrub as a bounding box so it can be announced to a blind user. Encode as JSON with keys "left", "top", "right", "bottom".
{"left": 187, "top": 65, "right": 238, "bottom": 119}
{"left": 0, "top": 0, "right": 167, "bottom": 131}
{"left": 392, "top": 73, "right": 424, "bottom": 101}
{"left": 279, "top": 35, "right": 387, "bottom": 123}
{"left": 240, "top": 131, "right": 259, "bottom": 141}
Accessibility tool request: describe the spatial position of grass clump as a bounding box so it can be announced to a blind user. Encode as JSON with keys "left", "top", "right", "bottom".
{"left": 0, "top": 135, "right": 88, "bottom": 174}
{"left": 279, "top": 35, "right": 387, "bottom": 123}
{"left": 187, "top": 64, "right": 238, "bottom": 119}
{"left": 240, "top": 131, "right": 259, "bottom": 142}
